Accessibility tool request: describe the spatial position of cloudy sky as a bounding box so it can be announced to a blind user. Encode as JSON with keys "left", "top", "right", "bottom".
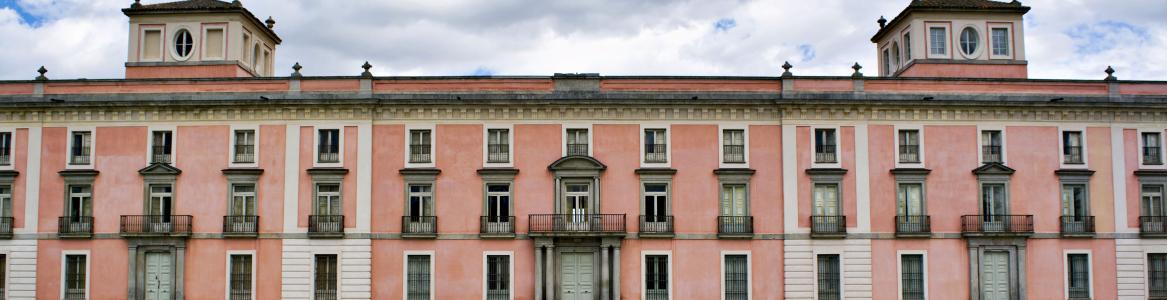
{"left": 0, "top": 0, "right": 1165, "bottom": 80}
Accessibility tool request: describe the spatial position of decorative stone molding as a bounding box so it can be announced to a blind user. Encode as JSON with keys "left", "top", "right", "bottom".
{"left": 806, "top": 167, "right": 847, "bottom": 182}
{"left": 222, "top": 167, "right": 264, "bottom": 182}
{"left": 0, "top": 170, "right": 18, "bottom": 185}
{"left": 307, "top": 167, "right": 348, "bottom": 181}
{"left": 714, "top": 168, "right": 755, "bottom": 182}
{"left": 890, "top": 167, "right": 930, "bottom": 181}
{"left": 398, "top": 168, "right": 440, "bottom": 182}
{"left": 476, "top": 167, "right": 517, "bottom": 181}
{"left": 58, "top": 169, "right": 98, "bottom": 184}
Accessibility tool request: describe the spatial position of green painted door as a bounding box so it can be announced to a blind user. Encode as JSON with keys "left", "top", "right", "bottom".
{"left": 981, "top": 251, "right": 1010, "bottom": 300}
{"left": 560, "top": 253, "right": 595, "bottom": 300}
{"left": 145, "top": 252, "right": 173, "bottom": 300}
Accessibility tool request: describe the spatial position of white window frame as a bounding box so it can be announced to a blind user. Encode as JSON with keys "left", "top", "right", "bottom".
{"left": 562, "top": 124, "right": 593, "bottom": 157}
{"left": 310, "top": 250, "right": 342, "bottom": 300}
{"left": 482, "top": 124, "right": 514, "bottom": 168}
{"left": 977, "top": 125, "right": 1007, "bottom": 165}
{"left": 169, "top": 26, "right": 196, "bottom": 62}
{"left": 987, "top": 23, "right": 1014, "bottom": 59}
{"left": 896, "top": 250, "right": 928, "bottom": 300}
{"left": 642, "top": 250, "right": 673, "bottom": 300}
{"left": 405, "top": 124, "right": 436, "bottom": 168}
{"left": 224, "top": 250, "right": 257, "bottom": 300}
{"left": 894, "top": 125, "right": 925, "bottom": 168}
{"left": 719, "top": 125, "right": 750, "bottom": 168}
{"left": 0, "top": 128, "right": 16, "bottom": 170}
{"left": 139, "top": 26, "right": 165, "bottom": 62}
{"left": 481, "top": 251, "right": 514, "bottom": 300}
{"left": 1144, "top": 248, "right": 1167, "bottom": 298}
{"left": 1058, "top": 126, "right": 1089, "bottom": 169}
{"left": 403, "top": 250, "right": 435, "bottom": 300}
{"left": 230, "top": 183, "right": 257, "bottom": 216}
{"left": 312, "top": 125, "right": 345, "bottom": 168}
{"left": 810, "top": 125, "right": 842, "bottom": 169}
{"left": 0, "top": 249, "right": 8, "bottom": 300}
{"left": 240, "top": 31, "right": 252, "bottom": 67}
{"left": 201, "top": 24, "right": 227, "bottom": 60}
{"left": 60, "top": 250, "right": 90, "bottom": 300}
{"left": 640, "top": 124, "right": 672, "bottom": 167}
{"left": 146, "top": 125, "right": 177, "bottom": 165}
{"left": 719, "top": 250, "right": 751, "bottom": 300}
{"left": 1063, "top": 250, "right": 1094, "bottom": 300}
{"left": 956, "top": 25, "right": 983, "bottom": 59}
{"left": 229, "top": 125, "right": 260, "bottom": 168}
{"left": 925, "top": 23, "right": 951, "bottom": 59}
{"left": 66, "top": 126, "right": 96, "bottom": 170}
{"left": 812, "top": 250, "right": 846, "bottom": 300}
{"left": 901, "top": 28, "right": 913, "bottom": 66}
{"left": 882, "top": 46, "right": 892, "bottom": 76}
{"left": 1139, "top": 129, "right": 1166, "bottom": 169}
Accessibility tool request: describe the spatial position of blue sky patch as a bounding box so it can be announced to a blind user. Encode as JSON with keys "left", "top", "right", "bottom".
{"left": 713, "top": 18, "right": 736, "bottom": 32}
{"left": 798, "top": 44, "right": 816, "bottom": 62}
{"left": 0, "top": 0, "right": 42, "bottom": 27}
{"left": 1066, "top": 20, "right": 1150, "bottom": 55}
{"left": 470, "top": 67, "right": 494, "bottom": 76}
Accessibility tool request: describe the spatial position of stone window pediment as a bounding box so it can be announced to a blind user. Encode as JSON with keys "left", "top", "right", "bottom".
{"left": 548, "top": 156, "right": 606, "bottom": 172}
{"left": 972, "top": 162, "right": 1014, "bottom": 180}
{"left": 138, "top": 163, "right": 181, "bottom": 182}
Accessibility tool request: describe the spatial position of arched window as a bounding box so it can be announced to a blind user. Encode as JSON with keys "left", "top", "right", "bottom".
{"left": 173, "top": 29, "right": 193, "bottom": 59}
{"left": 891, "top": 42, "right": 901, "bottom": 68}
{"left": 959, "top": 27, "right": 979, "bottom": 56}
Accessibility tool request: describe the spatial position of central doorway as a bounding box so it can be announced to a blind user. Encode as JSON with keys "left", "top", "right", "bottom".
{"left": 560, "top": 252, "right": 595, "bottom": 300}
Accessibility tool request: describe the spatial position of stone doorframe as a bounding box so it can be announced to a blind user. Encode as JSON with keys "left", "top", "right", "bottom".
{"left": 967, "top": 237, "right": 1027, "bottom": 300}
{"left": 534, "top": 237, "right": 622, "bottom": 300}
{"left": 127, "top": 238, "right": 186, "bottom": 300}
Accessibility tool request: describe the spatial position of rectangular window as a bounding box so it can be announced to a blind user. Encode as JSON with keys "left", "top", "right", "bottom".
{"left": 408, "top": 184, "right": 433, "bottom": 219}
{"left": 645, "top": 255, "right": 669, "bottom": 300}
{"left": 0, "top": 131, "right": 11, "bottom": 166}
{"left": 565, "top": 129, "right": 589, "bottom": 156}
{"left": 485, "top": 184, "right": 510, "bottom": 222}
{"left": 982, "top": 184, "right": 1007, "bottom": 217}
{"left": 897, "top": 183, "right": 924, "bottom": 216}
{"left": 1145, "top": 132, "right": 1163, "bottom": 165}
{"left": 148, "top": 184, "right": 173, "bottom": 224}
{"left": 142, "top": 29, "right": 162, "bottom": 60}
{"left": 903, "top": 33, "right": 912, "bottom": 60}
{"left": 485, "top": 255, "right": 510, "bottom": 300}
{"left": 898, "top": 129, "right": 920, "bottom": 163}
{"left": 151, "top": 130, "right": 173, "bottom": 164}
{"left": 0, "top": 185, "right": 10, "bottom": 219}
{"left": 1063, "top": 131, "right": 1084, "bottom": 164}
{"left": 1066, "top": 254, "right": 1089, "bottom": 299}
{"left": 205, "top": 28, "right": 225, "bottom": 59}
{"left": 724, "top": 255, "right": 748, "bottom": 300}
{"left": 644, "top": 183, "right": 668, "bottom": 221}
{"left": 233, "top": 129, "right": 256, "bottom": 164}
{"left": 929, "top": 27, "right": 947, "bottom": 55}
{"left": 901, "top": 254, "right": 924, "bottom": 300}
{"left": 407, "top": 254, "right": 432, "bottom": 300}
{"left": 229, "top": 254, "right": 253, "bottom": 300}
{"left": 814, "top": 128, "right": 837, "bottom": 163}
{"left": 70, "top": 131, "right": 92, "bottom": 165}
{"left": 67, "top": 185, "right": 92, "bottom": 220}
{"left": 1062, "top": 184, "right": 1088, "bottom": 218}
{"left": 991, "top": 28, "right": 1010, "bottom": 56}
{"left": 722, "top": 129, "right": 745, "bottom": 164}
{"left": 315, "top": 184, "right": 341, "bottom": 215}
{"left": 230, "top": 184, "right": 256, "bottom": 216}
{"left": 883, "top": 49, "right": 891, "bottom": 76}
{"left": 1144, "top": 185, "right": 1165, "bottom": 217}
{"left": 409, "top": 129, "right": 433, "bottom": 164}
{"left": 644, "top": 129, "right": 667, "bottom": 163}
{"left": 241, "top": 34, "right": 251, "bottom": 65}
{"left": 1151, "top": 253, "right": 1167, "bottom": 299}
{"left": 719, "top": 184, "right": 747, "bottom": 217}
{"left": 486, "top": 129, "right": 510, "bottom": 164}
{"left": 64, "top": 254, "right": 87, "bottom": 300}
{"left": 313, "top": 254, "right": 337, "bottom": 300}
{"left": 817, "top": 254, "right": 841, "bottom": 300}
{"left": 981, "top": 130, "right": 1003, "bottom": 163}
{"left": 317, "top": 129, "right": 340, "bottom": 163}
{"left": 813, "top": 183, "right": 840, "bottom": 216}
{"left": 0, "top": 255, "right": 5, "bottom": 299}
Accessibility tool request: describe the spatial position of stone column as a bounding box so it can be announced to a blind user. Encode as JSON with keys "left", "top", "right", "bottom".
{"left": 546, "top": 244, "right": 555, "bottom": 300}
{"left": 127, "top": 246, "right": 138, "bottom": 300}
{"left": 601, "top": 245, "right": 609, "bottom": 300}
{"left": 535, "top": 246, "right": 544, "bottom": 300}
{"left": 612, "top": 245, "right": 621, "bottom": 300}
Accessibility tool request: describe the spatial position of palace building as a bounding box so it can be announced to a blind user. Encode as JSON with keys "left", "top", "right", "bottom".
{"left": 0, "top": 0, "right": 1163, "bottom": 299}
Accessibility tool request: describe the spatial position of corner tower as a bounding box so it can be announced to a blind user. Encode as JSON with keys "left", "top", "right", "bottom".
{"left": 122, "top": 0, "right": 282, "bottom": 79}
{"left": 871, "top": 0, "right": 1029, "bottom": 78}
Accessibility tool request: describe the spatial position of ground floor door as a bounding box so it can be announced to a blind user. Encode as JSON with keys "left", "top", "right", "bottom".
{"left": 981, "top": 251, "right": 1011, "bottom": 300}
{"left": 560, "top": 252, "right": 595, "bottom": 300}
{"left": 144, "top": 252, "right": 173, "bottom": 300}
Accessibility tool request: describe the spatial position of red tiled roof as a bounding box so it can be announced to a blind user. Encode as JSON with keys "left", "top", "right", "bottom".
{"left": 123, "top": 0, "right": 280, "bottom": 43}
{"left": 132, "top": 0, "right": 238, "bottom": 10}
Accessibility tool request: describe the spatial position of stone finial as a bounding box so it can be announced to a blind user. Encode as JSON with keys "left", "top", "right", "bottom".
{"left": 35, "top": 66, "right": 47, "bottom": 81}
{"left": 877, "top": 16, "right": 887, "bottom": 29}
{"left": 781, "top": 61, "right": 793, "bottom": 77}
{"left": 131, "top": 0, "right": 142, "bottom": 9}
{"left": 1104, "top": 66, "right": 1117, "bottom": 81}
{"left": 265, "top": 17, "right": 275, "bottom": 29}
{"left": 851, "top": 63, "right": 863, "bottom": 78}
{"left": 231, "top": 0, "right": 242, "bottom": 7}
{"left": 291, "top": 62, "right": 302, "bottom": 77}
{"left": 361, "top": 61, "right": 373, "bottom": 77}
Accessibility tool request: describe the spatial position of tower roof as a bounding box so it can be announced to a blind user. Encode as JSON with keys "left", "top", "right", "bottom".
{"left": 123, "top": 0, "right": 280, "bottom": 43}
{"left": 871, "top": 0, "right": 1029, "bottom": 42}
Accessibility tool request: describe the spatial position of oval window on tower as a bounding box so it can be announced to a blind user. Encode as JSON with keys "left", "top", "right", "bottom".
{"left": 173, "top": 29, "right": 194, "bottom": 59}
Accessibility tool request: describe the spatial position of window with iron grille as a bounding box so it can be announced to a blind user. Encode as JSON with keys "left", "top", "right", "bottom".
{"left": 1145, "top": 132, "right": 1163, "bottom": 165}
{"left": 151, "top": 130, "right": 173, "bottom": 164}
{"left": 407, "top": 255, "right": 432, "bottom": 300}
{"left": 1063, "top": 131, "right": 1084, "bottom": 164}
{"left": 814, "top": 129, "right": 837, "bottom": 163}
{"left": 645, "top": 255, "right": 668, "bottom": 300}
{"left": 69, "top": 131, "right": 91, "bottom": 165}
{"left": 898, "top": 129, "right": 920, "bottom": 163}
{"left": 485, "top": 255, "right": 509, "bottom": 300}
{"left": 229, "top": 254, "right": 253, "bottom": 300}
{"left": 64, "top": 254, "right": 86, "bottom": 300}
{"left": 313, "top": 254, "right": 337, "bottom": 300}
{"left": 0, "top": 132, "right": 11, "bottom": 166}
{"left": 817, "top": 254, "right": 841, "bottom": 300}
{"left": 486, "top": 129, "right": 510, "bottom": 164}
{"left": 566, "top": 128, "right": 589, "bottom": 156}
{"left": 317, "top": 129, "right": 340, "bottom": 163}
{"left": 724, "top": 254, "right": 747, "bottom": 300}
{"left": 644, "top": 129, "right": 667, "bottom": 163}
{"left": 409, "top": 130, "right": 432, "bottom": 164}
{"left": 901, "top": 254, "right": 924, "bottom": 300}
{"left": 1151, "top": 253, "right": 1167, "bottom": 299}
{"left": 723, "top": 129, "right": 745, "bottom": 164}
{"left": 981, "top": 130, "right": 1003, "bottom": 163}
{"left": 0, "top": 254, "right": 6, "bottom": 299}
{"left": 233, "top": 130, "right": 256, "bottom": 163}
{"left": 1067, "top": 254, "right": 1089, "bottom": 299}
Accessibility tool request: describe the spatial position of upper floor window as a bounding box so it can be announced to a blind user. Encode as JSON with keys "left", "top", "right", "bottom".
{"left": 229, "top": 254, "right": 253, "bottom": 300}
{"left": 898, "top": 129, "right": 920, "bottom": 163}
{"left": 897, "top": 183, "right": 924, "bottom": 217}
{"left": 233, "top": 129, "right": 256, "bottom": 164}
{"left": 1062, "top": 184, "right": 1088, "bottom": 218}
{"left": 147, "top": 184, "right": 173, "bottom": 220}
{"left": 0, "top": 132, "right": 11, "bottom": 166}
{"left": 317, "top": 129, "right": 340, "bottom": 164}
{"left": 644, "top": 129, "right": 667, "bottom": 163}
{"left": 814, "top": 128, "right": 838, "bottom": 164}
{"left": 928, "top": 27, "right": 947, "bottom": 55}
{"left": 1144, "top": 185, "right": 1165, "bottom": 217}
{"left": 407, "top": 184, "right": 434, "bottom": 219}
{"left": 991, "top": 28, "right": 1010, "bottom": 56}
{"left": 485, "top": 184, "right": 510, "bottom": 223}
{"left": 230, "top": 184, "right": 256, "bottom": 216}
{"left": 813, "top": 183, "right": 840, "bottom": 217}
{"left": 891, "top": 42, "right": 901, "bottom": 69}
{"left": 150, "top": 130, "right": 173, "bottom": 164}
{"left": 409, "top": 129, "right": 433, "bottom": 164}
{"left": 1063, "top": 131, "right": 1084, "bottom": 164}
{"left": 981, "top": 130, "right": 1003, "bottom": 164}
{"left": 173, "top": 29, "right": 193, "bottom": 60}
{"left": 69, "top": 131, "right": 92, "bottom": 165}
{"left": 203, "top": 28, "right": 225, "bottom": 59}
{"left": 1144, "top": 132, "right": 1163, "bottom": 165}
{"left": 882, "top": 49, "right": 892, "bottom": 76}
{"left": 486, "top": 128, "right": 510, "bottom": 164}
{"left": 0, "top": 185, "right": 10, "bottom": 219}
{"left": 903, "top": 32, "right": 912, "bottom": 60}
{"left": 142, "top": 29, "right": 163, "bottom": 61}
{"left": 566, "top": 128, "right": 589, "bottom": 156}
{"left": 315, "top": 184, "right": 341, "bottom": 216}
{"left": 722, "top": 129, "right": 745, "bottom": 164}
{"left": 644, "top": 183, "right": 669, "bottom": 222}
{"left": 959, "top": 27, "right": 979, "bottom": 56}
{"left": 67, "top": 185, "right": 92, "bottom": 218}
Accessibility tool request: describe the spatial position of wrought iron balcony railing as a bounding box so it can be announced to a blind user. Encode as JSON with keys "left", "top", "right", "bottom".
{"left": 811, "top": 215, "right": 846, "bottom": 237}
{"left": 723, "top": 145, "right": 745, "bottom": 163}
{"left": 717, "top": 216, "right": 753, "bottom": 237}
{"left": 639, "top": 215, "right": 674, "bottom": 237}
{"left": 982, "top": 145, "right": 1003, "bottom": 163}
{"left": 409, "top": 145, "right": 432, "bottom": 163}
{"left": 961, "top": 215, "right": 1033, "bottom": 236}
{"left": 0, "top": 216, "right": 12, "bottom": 239}
{"left": 1141, "top": 216, "right": 1167, "bottom": 237}
{"left": 308, "top": 215, "right": 344, "bottom": 238}
{"left": 402, "top": 216, "right": 437, "bottom": 238}
{"left": 898, "top": 145, "right": 920, "bottom": 163}
{"left": 814, "top": 146, "right": 837, "bottom": 163}
{"left": 58, "top": 216, "right": 93, "bottom": 238}
{"left": 120, "top": 215, "right": 192, "bottom": 237}
{"left": 528, "top": 214, "right": 625, "bottom": 236}
{"left": 1060, "top": 215, "right": 1095, "bottom": 236}
{"left": 486, "top": 144, "right": 509, "bottom": 163}
{"left": 644, "top": 144, "right": 668, "bottom": 163}
{"left": 895, "top": 215, "right": 930, "bottom": 237}
{"left": 223, "top": 215, "right": 259, "bottom": 237}
{"left": 480, "top": 216, "right": 515, "bottom": 237}
{"left": 566, "top": 143, "right": 589, "bottom": 156}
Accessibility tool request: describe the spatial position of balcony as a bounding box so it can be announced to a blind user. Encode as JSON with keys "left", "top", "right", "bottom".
{"left": 814, "top": 147, "right": 837, "bottom": 163}
{"left": 898, "top": 145, "right": 920, "bottom": 163}
{"left": 810, "top": 216, "right": 846, "bottom": 238}
{"left": 222, "top": 215, "right": 259, "bottom": 238}
{"left": 1059, "top": 216, "right": 1095, "bottom": 237}
{"left": 528, "top": 214, "right": 626, "bottom": 237}
{"left": 1140, "top": 216, "right": 1167, "bottom": 238}
{"left": 644, "top": 144, "right": 667, "bottom": 163}
{"left": 480, "top": 216, "right": 515, "bottom": 238}
{"left": 1145, "top": 146, "right": 1163, "bottom": 165}
{"left": 119, "top": 215, "right": 192, "bottom": 237}
{"left": 486, "top": 144, "right": 509, "bottom": 163}
{"left": 1063, "top": 146, "right": 1084, "bottom": 164}
{"left": 409, "top": 145, "right": 432, "bottom": 164}
{"left": 308, "top": 215, "right": 344, "bottom": 238}
{"left": 402, "top": 216, "right": 437, "bottom": 238}
{"left": 566, "top": 143, "right": 589, "bottom": 156}
{"left": 960, "top": 215, "right": 1033, "bottom": 237}
{"left": 723, "top": 145, "right": 745, "bottom": 164}
{"left": 150, "top": 146, "right": 172, "bottom": 164}
{"left": 639, "top": 215, "right": 674, "bottom": 238}
{"left": 982, "top": 145, "right": 1003, "bottom": 163}
{"left": 0, "top": 216, "right": 11, "bottom": 239}
{"left": 717, "top": 216, "right": 753, "bottom": 239}
{"left": 58, "top": 216, "right": 93, "bottom": 238}
{"left": 895, "top": 215, "right": 931, "bottom": 238}
{"left": 233, "top": 144, "right": 255, "bottom": 163}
